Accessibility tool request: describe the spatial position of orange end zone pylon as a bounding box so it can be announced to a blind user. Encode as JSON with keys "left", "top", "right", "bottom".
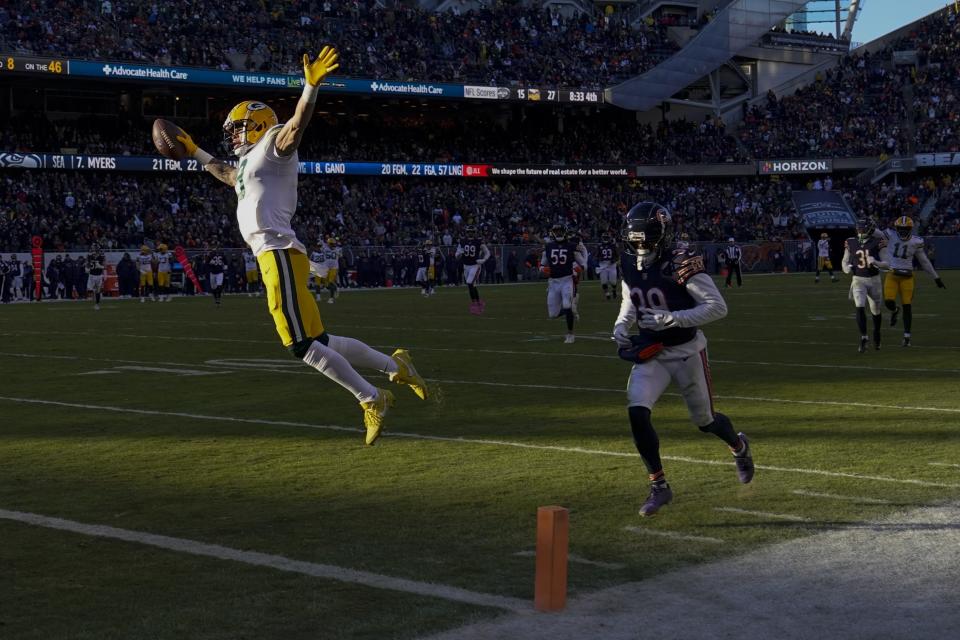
{"left": 534, "top": 505, "right": 569, "bottom": 612}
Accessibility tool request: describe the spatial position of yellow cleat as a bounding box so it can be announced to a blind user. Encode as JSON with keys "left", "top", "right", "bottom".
{"left": 389, "top": 349, "right": 428, "bottom": 400}
{"left": 360, "top": 388, "right": 394, "bottom": 445}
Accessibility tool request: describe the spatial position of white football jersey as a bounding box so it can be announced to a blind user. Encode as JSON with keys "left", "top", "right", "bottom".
{"left": 234, "top": 124, "right": 305, "bottom": 257}
{"left": 817, "top": 239, "right": 830, "bottom": 257}
{"left": 323, "top": 245, "right": 341, "bottom": 269}
{"left": 156, "top": 251, "right": 173, "bottom": 272}
{"left": 137, "top": 253, "right": 154, "bottom": 273}
{"left": 882, "top": 229, "right": 932, "bottom": 273}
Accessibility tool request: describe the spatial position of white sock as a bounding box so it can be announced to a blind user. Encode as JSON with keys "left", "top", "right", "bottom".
{"left": 327, "top": 335, "right": 398, "bottom": 374}
{"left": 302, "top": 340, "right": 377, "bottom": 403}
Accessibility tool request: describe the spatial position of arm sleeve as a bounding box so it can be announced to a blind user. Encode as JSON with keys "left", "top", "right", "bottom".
{"left": 841, "top": 245, "right": 853, "bottom": 275}
{"left": 613, "top": 282, "right": 637, "bottom": 335}
{"left": 540, "top": 250, "right": 548, "bottom": 267}
{"left": 454, "top": 245, "right": 463, "bottom": 258}
{"left": 479, "top": 244, "right": 491, "bottom": 262}
{"left": 915, "top": 245, "right": 939, "bottom": 279}
{"left": 668, "top": 273, "right": 728, "bottom": 328}
{"left": 574, "top": 244, "right": 588, "bottom": 268}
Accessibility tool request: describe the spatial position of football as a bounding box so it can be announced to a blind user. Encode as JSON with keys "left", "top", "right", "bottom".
{"left": 152, "top": 118, "right": 189, "bottom": 160}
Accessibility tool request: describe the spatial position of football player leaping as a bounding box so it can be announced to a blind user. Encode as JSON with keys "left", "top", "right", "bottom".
{"left": 456, "top": 226, "right": 490, "bottom": 314}
{"left": 173, "top": 47, "right": 426, "bottom": 444}
{"left": 597, "top": 231, "right": 619, "bottom": 301}
{"left": 842, "top": 218, "right": 887, "bottom": 352}
{"left": 613, "top": 202, "right": 754, "bottom": 517}
{"left": 879, "top": 215, "right": 945, "bottom": 347}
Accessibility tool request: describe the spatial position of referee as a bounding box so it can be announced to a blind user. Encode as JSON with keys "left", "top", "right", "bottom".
{"left": 724, "top": 238, "right": 742, "bottom": 288}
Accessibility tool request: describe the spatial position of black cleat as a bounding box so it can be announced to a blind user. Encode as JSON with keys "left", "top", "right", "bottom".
{"left": 890, "top": 307, "right": 899, "bottom": 327}
{"left": 639, "top": 483, "right": 673, "bottom": 517}
{"left": 874, "top": 341, "right": 881, "bottom": 351}
{"left": 902, "top": 336, "right": 911, "bottom": 347}
{"left": 858, "top": 337, "right": 868, "bottom": 353}
{"left": 733, "top": 433, "right": 755, "bottom": 484}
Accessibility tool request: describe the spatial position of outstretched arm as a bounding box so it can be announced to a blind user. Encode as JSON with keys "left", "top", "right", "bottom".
{"left": 176, "top": 131, "right": 237, "bottom": 187}
{"left": 275, "top": 47, "right": 339, "bottom": 157}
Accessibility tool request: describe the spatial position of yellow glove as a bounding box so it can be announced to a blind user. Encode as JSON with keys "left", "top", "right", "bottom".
{"left": 176, "top": 132, "right": 198, "bottom": 157}
{"left": 303, "top": 46, "right": 339, "bottom": 86}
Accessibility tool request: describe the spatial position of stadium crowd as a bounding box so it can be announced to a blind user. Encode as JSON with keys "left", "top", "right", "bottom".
{"left": 0, "top": 107, "right": 749, "bottom": 166}
{"left": 0, "top": 0, "right": 676, "bottom": 89}
{"left": 3, "top": 170, "right": 956, "bottom": 259}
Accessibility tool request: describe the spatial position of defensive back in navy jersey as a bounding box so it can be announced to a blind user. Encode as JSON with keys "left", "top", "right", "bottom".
{"left": 620, "top": 249, "right": 705, "bottom": 345}
{"left": 844, "top": 235, "right": 883, "bottom": 278}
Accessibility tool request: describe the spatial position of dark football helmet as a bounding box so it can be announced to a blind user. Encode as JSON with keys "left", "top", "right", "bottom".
{"left": 856, "top": 217, "right": 875, "bottom": 241}
{"left": 464, "top": 225, "right": 477, "bottom": 240}
{"left": 551, "top": 223, "right": 567, "bottom": 242}
{"left": 621, "top": 201, "right": 672, "bottom": 270}
{"left": 601, "top": 232, "right": 613, "bottom": 244}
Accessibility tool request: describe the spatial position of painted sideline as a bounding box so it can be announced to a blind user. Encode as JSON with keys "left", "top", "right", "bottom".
{"left": 1, "top": 395, "right": 958, "bottom": 489}
{"left": 0, "top": 508, "right": 528, "bottom": 612}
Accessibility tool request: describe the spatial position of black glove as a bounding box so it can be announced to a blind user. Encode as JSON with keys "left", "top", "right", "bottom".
{"left": 935, "top": 278, "right": 946, "bottom": 289}
{"left": 618, "top": 334, "right": 664, "bottom": 363}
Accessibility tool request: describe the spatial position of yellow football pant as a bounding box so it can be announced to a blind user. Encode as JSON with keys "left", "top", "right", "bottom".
{"left": 245, "top": 269, "right": 259, "bottom": 284}
{"left": 156, "top": 272, "right": 170, "bottom": 287}
{"left": 258, "top": 248, "right": 325, "bottom": 347}
{"left": 884, "top": 272, "right": 915, "bottom": 305}
{"left": 139, "top": 271, "right": 154, "bottom": 286}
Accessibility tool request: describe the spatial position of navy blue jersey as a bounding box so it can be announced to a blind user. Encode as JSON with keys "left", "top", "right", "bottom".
{"left": 87, "top": 253, "right": 105, "bottom": 275}
{"left": 544, "top": 240, "right": 579, "bottom": 278}
{"left": 845, "top": 236, "right": 883, "bottom": 277}
{"left": 621, "top": 250, "right": 702, "bottom": 346}
{"left": 207, "top": 253, "right": 225, "bottom": 274}
{"left": 418, "top": 250, "right": 432, "bottom": 266}
{"left": 459, "top": 240, "right": 482, "bottom": 266}
{"left": 598, "top": 242, "right": 617, "bottom": 264}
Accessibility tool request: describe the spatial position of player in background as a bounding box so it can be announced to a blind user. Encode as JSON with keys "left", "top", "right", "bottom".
{"left": 309, "top": 241, "right": 327, "bottom": 302}
{"left": 456, "top": 225, "right": 490, "bottom": 314}
{"left": 172, "top": 46, "right": 426, "bottom": 443}
{"left": 155, "top": 243, "right": 174, "bottom": 302}
{"left": 613, "top": 202, "right": 753, "bottom": 517}
{"left": 86, "top": 244, "right": 106, "bottom": 310}
{"left": 242, "top": 248, "right": 260, "bottom": 297}
{"left": 597, "top": 232, "right": 619, "bottom": 301}
{"left": 723, "top": 238, "right": 742, "bottom": 288}
{"left": 322, "top": 237, "right": 341, "bottom": 303}
{"left": 815, "top": 233, "right": 837, "bottom": 283}
{"left": 571, "top": 229, "right": 587, "bottom": 320}
{"left": 416, "top": 239, "right": 437, "bottom": 297}
{"left": 137, "top": 245, "right": 156, "bottom": 302}
{"left": 879, "top": 216, "right": 945, "bottom": 347}
{"left": 842, "top": 218, "right": 886, "bottom": 352}
{"left": 206, "top": 246, "right": 226, "bottom": 306}
{"left": 541, "top": 223, "right": 586, "bottom": 344}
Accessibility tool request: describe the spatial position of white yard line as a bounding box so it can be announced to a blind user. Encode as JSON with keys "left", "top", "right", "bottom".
{"left": 0, "top": 508, "right": 527, "bottom": 612}
{"left": 2, "top": 395, "right": 958, "bottom": 489}
{"left": 928, "top": 462, "right": 960, "bottom": 469}
{"left": 791, "top": 490, "right": 890, "bottom": 504}
{"left": 512, "top": 550, "right": 625, "bottom": 571}
{"left": 623, "top": 526, "right": 724, "bottom": 545}
{"left": 713, "top": 507, "right": 813, "bottom": 523}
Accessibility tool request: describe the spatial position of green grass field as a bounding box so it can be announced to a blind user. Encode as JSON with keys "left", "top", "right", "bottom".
{"left": 2, "top": 274, "right": 958, "bottom": 639}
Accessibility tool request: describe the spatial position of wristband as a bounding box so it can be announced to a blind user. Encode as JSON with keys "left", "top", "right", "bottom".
{"left": 302, "top": 82, "right": 320, "bottom": 104}
{"left": 194, "top": 149, "right": 214, "bottom": 166}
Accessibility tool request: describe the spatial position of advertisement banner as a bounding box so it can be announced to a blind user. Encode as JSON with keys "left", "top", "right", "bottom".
{"left": 0, "top": 153, "right": 635, "bottom": 179}
{"left": 791, "top": 190, "right": 856, "bottom": 228}
{"left": 914, "top": 152, "right": 960, "bottom": 167}
{"left": 1, "top": 53, "right": 604, "bottom": 103}
{"left": 758, "top": 159, "right": 833, "bottom": 174}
